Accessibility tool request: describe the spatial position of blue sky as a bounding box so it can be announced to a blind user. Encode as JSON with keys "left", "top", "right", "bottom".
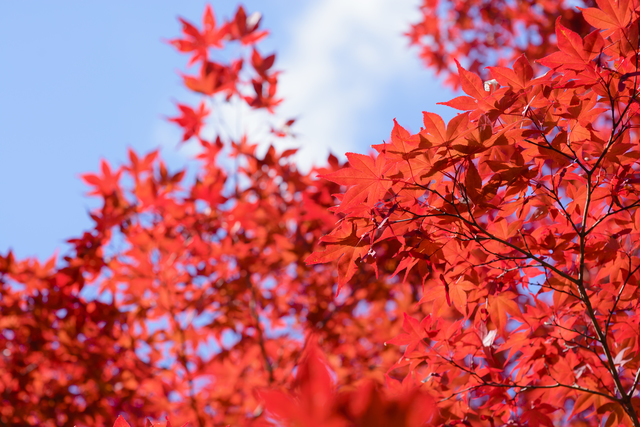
{"left": 0, "top": 1, "right": 457, "bottom": 260}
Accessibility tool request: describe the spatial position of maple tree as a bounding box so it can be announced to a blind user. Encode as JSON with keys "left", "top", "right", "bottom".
{"left": 0, "top": 5, "right": 418, "bottom": 427}
{"left": 2, "top": 0, "right": 640, "bottom": 426}
{"left": 310, "top": 0, "right": 640, "bottom": 425}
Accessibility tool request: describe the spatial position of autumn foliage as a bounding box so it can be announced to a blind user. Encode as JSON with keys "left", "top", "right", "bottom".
{"left": 3, "top": 0, "right": 640, "bottom": 426}
{"left": 407, "top": 0, "right": 597, "bottom": 88}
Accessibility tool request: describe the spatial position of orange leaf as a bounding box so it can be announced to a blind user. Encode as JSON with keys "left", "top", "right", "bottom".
{"left": 113, "top": 416, "right": 131, "bottom": 427}
{"left": 582, "top": 0, "right": 631, "bottom": 30}
{"left": 322, "top": 152, "right": 392, "bottom": 213}
{"left": 454, "top": 59, "right": 487, "bottom": 102}
{"left": 438, "top": 96, "right": 478, "bottom": 111}
{"left": 555, "top": 18, "right": 587, "bottom": 62}
{"left": 422, "top": 111, "right": 447, "bottom": 145}
{"left": 306, "top": 222, "right": 369, "bottom": 290}
{"left": 488, "top": 294, "right": 521, "bottom": 333}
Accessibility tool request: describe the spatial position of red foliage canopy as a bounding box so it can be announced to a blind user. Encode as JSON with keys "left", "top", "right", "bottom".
{"left": 407, "top": 0, "right": 596, "bottom": 87}
{"left": 312, "top": 0, "right": 640, "bottom": 425}
{"left": 2, "top": 1, "right": 640, "bottom": 427}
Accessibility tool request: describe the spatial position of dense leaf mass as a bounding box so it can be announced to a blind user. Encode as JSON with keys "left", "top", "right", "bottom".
{"left": 2, "top": 1, "right": 640, "bottom": 426}
{"left": 312, "top": 0, "right": 640, "bottom": 425}
{"left": 407, "top": 0, "right": 597, "bottom": 88}
{"left": 0, "top": 6, "right": 419, "bottom": 426}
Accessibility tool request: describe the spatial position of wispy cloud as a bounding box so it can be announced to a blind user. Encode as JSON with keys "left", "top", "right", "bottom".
{"left": 277, "top": 0, "right": 424, "bottom": 170}
{"left": 158, "top": 0, "right": 440, "bottom": 173}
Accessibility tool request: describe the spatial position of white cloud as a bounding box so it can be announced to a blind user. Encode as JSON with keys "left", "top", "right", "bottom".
{"left": 277, "top": 0, "right": 423, "bottom": 170}
{"left": 157, "top": 0, "right": 428, "bottom": 173}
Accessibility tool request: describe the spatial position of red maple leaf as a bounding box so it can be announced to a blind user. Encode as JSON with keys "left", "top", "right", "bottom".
{"left": 251, "top": 48, "right": 277, "bottom": 80}
{"left": 168, "top": 5, "right": 228, "bottom": 66}
{"left": 322, "top": 152, "right": 393, "bottom": 214}
{"left": 167, "top": 101, "right": 210, "bottom": 142}
{"left": 182, "top": 59, "right": 242, "bottom": 96}
{"left": 227, "top": 6, "right": 269, "bottom": 46}
{"left": 305, "top": 222, "right": 369, "bottom": 290}
{"left": 81, "top": 159, "right": 122, "bottom": 197}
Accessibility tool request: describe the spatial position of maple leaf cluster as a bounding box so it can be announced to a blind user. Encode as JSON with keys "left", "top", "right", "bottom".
{"left": 3, "top": 0, "right": 640, "bottom": 426}
{"left": 407, "top": 0, "right": 597, "bottom": 88}
{"left": 106, "top": 342, "right": 435, "bottom": 427}
{"left": 169, "top": 4, "right": 281, "bottom": 132}
{"left": 0, "top": 4, "right": 423, "bottom": 427}
{"left": 310, "top": 0, "right": 640, "bottom": 425}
